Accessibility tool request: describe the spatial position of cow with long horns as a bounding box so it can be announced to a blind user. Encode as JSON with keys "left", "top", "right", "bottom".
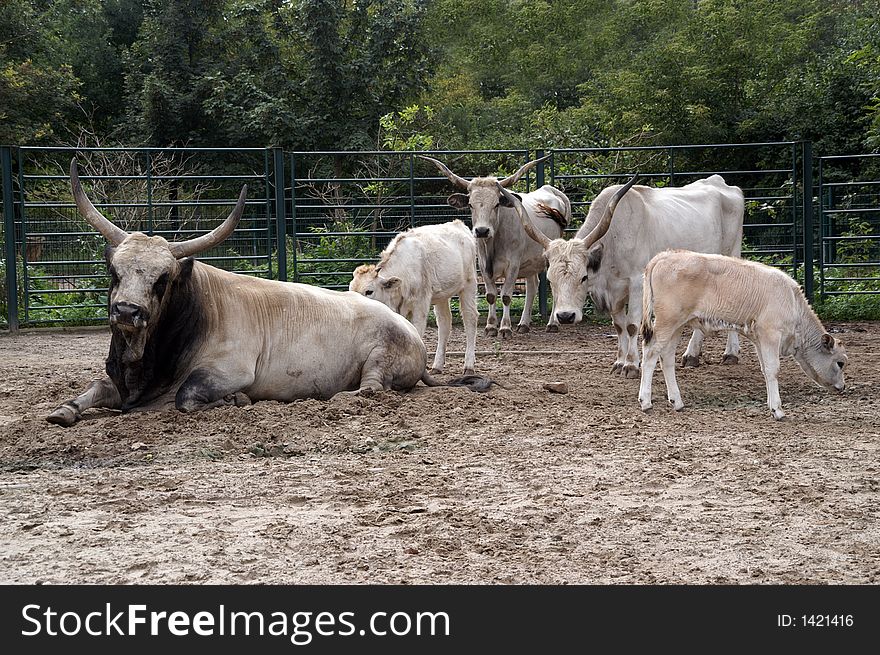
{"left": 420, "top": 155, "right": 572, "bottom": 337}
{"left": 47, "top": 161, "right": 492, "bottom": 426}
{"left": 520, "top": 175, "right": 745, "bottom": 378}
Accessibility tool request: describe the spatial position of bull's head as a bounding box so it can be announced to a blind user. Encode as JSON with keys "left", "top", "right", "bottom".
{"left": 349, "top": 263, "right": 403, "bottom": 313}
{"left": 420, "top": 155, "right": 551, "bottom": 240}
{"left": 519, "top": 174, "right": 639, "bottom": 325}
{"left": 70, "top": 159, "right": 247, "bottom": 361}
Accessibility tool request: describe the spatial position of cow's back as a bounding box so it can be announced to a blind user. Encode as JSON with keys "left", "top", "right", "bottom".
{"left": 387, "top": 220, "right": 476, "bottom": 298}
{"left": 191, "top": 266, "right": 426, "bottom": 400}
{"left": 583, "top": 176, "right": 745, "bottom": 272}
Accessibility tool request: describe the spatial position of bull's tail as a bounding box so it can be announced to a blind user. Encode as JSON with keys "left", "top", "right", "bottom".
{"left": 421, "top": 371, "right": 497, "bottom": 393}
{"left": 536, "top": 202, "right": 568, "bottom": 230}
{"left": 641, "top": 259, "right": 657, "bottom": 345}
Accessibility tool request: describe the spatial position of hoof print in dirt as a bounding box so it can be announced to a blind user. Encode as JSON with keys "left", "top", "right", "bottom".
{"left": 543, "top": 382, "right": 568, "bottom": 394}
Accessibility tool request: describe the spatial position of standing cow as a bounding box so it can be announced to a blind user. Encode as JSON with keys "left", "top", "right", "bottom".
{"left": 420, "top": 155, "right": 572, "bottom": 337}
{"left": 639, "top": 250, "right": 847, "bottom": 419}
{"left": 47, "top": 161, "right": 492, "bottom": 427}
{"left": 349, "top": 219, "right": 478, "bottom": 375}
{"left": 521, "top": 175, "right": 744, "bottom": 378}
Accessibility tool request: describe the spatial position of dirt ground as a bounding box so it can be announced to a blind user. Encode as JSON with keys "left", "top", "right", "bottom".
{"left": 0, "top": 320, "right": 878, "bottom": 584}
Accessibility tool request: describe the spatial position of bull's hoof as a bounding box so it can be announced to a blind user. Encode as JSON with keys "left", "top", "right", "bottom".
{"left": 46, "top": 404, "right": 79, "bottom": 427}
{"left": 224, "top": 392, "right": 252, "bottom": 407}
{"left": 428, "top": 367, "right": 443, "bottom": 375}
{"left": 357, "top": 386, "right": 376, "bottom": 397}
{"left": 545, "top": 324, "right": 559, "bottom": 333}
{"left": 499, "top": 327, "right": 513, "bottom": 339}
{"left": 669, "top": 399, "right": 685, "bottom": 411}
{"left": 516, "top": 324, "right": 530, "bottom": 334}
{"left": 681, "top": 355, "right": 700, "bottom": 368}
{"left": 623, "top": 364, "right": 640, "bottom": 379}
{"left": 639, "top": 401, "right": 653, "bottom": 413}
{"left": 463, "top": 367, "right": 475, "bottom": 376}
{"left": 485, "top": 326, "right": 498, "bottom": 337}
{"left": 771, "top": 409, "right": 786, "bottom": 421}
{"left": 610, "top": 362, "right": 624, "bottom": 375}
{"left": 721, "top": 354, "right": 740, "bottom": 365}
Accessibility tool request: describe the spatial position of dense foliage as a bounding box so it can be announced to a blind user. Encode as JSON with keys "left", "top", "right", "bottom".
{"left": 1, "top": 0, "right": 878, "bottom": 153}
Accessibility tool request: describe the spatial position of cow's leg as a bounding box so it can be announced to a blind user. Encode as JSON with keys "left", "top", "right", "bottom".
{"left": 659, "top": 328, "right": 685, "bottom": 411}
{"left": 622, "top": 281, "right": 642, "bottom": 378}
{"left": 430, "top": 300, "right": 453, "bottom": 374}
{"left": 609, "top": 306, "right": 629, "bottom": 375}
{"left": 47, "top": 377, "right": 121, "bottom": 426}
{"left": 459, "top": 285, "right": 478, "bottom": 375}
{"left": 722, "top": 331, "right": 741, "bottom": 365}
{"left": 638, "top": 336, "right": 662, "bottom": 411}
{"left": 681, "top": 328, "right": 705, "bottom": 367}
{"left": 410, "top": 301, "right": 430, "bottom": 339}
{"left": 545, "top": 281, "right": 560, "bottom": 333}
{"left": 175, "top": 367, "right": 255, "bottom": 413}
{"left": 516, "top": 275, "right": 537, "bottom": 334}
{"left": 498, "top": 274, "right": 518, "bottom": 339}
{"left": 755, "top": 332, "right": 785, "bottom": 420}
{"left": 483, "top": 277, "right": 500, "bottom": 337}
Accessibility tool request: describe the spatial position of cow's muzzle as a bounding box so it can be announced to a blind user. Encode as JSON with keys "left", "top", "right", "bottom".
{"left": 556, "top": 311, "right": 576, "bottom": 324}
{"left": 473, "top": 226, "right": 491, "bottom": 239}
{"left": 110, "top": 301, "right": 149, "bottom": 328}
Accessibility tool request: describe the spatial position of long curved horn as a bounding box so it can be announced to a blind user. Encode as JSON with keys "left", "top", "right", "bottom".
{"left": 70, "top": 159, "right": 129, "bottom": 246}
{"left": 502, "top": 184, "right": 551, "bottom": 249}
{"left": 499, "top": 154, "right": 552, "bottom": 188}
{"left": 169, "top": 185, "right": 248, "bottom": 259}
{"left": 581, "top": 173, "right": 639, "bottom": 249}
{"left": 418, "top": 155, "right": 470, "bottom": 190}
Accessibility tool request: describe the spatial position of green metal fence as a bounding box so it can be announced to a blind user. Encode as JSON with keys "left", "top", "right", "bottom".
{"left": 818, "top": 153, "right": 880, "bottom": 297}
{"left": 2, "top": 142, "right": 878, "bottom": 330}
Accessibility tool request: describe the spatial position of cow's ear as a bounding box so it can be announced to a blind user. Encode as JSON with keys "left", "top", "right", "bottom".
{"left": 382, "top": 276, "right": 402, "bottom": 290}
{"left": 448, "top": 193, "right": 470, "bottom": 210}
{"left": 176, "top": 257, "right": 196, "bottom": 283}
{"left": 821, "top": 332, "right": 835, "bottom": 351}
{"left": 585, "top": 243, "right": 603, "bottom": 272}
{"left": 103, "top": 244, "right": 116, "bottom": 264}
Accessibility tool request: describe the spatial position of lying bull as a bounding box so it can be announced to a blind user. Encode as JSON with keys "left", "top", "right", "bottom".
{"left": 521, "top": 175, "right": 744, "bottom": 378}
{"left": 638, "top": 250, "right": 847, "bottom": 420}
{"left": 421, "top": 155, "right": 571, "bottom": 336}
{"left": 349, "top": 219, "right": 478, "bottom": 375}
{"left": 47, "top": 161, "right": 491, "bottom": 427}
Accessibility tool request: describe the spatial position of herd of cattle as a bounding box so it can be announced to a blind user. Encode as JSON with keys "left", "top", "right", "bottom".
{"left": 46, "top": 157, "right": 847, "bottom": 427}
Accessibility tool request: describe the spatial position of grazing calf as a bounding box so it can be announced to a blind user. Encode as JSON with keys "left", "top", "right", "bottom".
{"left": 350, "top": 220, "right": 478, "bottom": 374}
{"left": 638, "top": 251, "right": 847, "bottom": 420}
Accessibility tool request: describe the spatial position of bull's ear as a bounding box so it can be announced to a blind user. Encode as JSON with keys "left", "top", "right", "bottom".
{"left": 585, "top": 243, "right": 604, "bottom": 272}
{"left": 821, "top": 332, "right": 835, "bottom": 351}
{"left": 103, "top": 244, "right": 116, "bottom": 264}
{"left": 176, "top": 257, "right": 195, "bottom": 283}
{"left": 498, "top": 190, "right": 522, "bottom": 208}
{"left": 382, "top": 276, "right": 402, "bottom": 289}
{"left": 448, "top": 193, "right": 470, "bottom": 210}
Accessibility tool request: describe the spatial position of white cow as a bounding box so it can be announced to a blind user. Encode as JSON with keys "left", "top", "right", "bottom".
{"left": 350, "top": 219, "right": 478, "bottom": 375}
{"left": 639, "top": 250, "right": 847, "bottom": 420}
{"left": 421, "top": 155, "right": 572, "bottom": 337}
{"left": 522, "top": 175, "right": 745, "bottom": 377}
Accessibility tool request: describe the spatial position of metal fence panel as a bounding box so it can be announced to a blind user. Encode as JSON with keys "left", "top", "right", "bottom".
{"left": 818, "top": 153, "right": 880, "bottom": 297}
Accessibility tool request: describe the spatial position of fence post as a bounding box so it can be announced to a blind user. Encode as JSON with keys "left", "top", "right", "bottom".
{"left": 2, "top": 146, "right": 18, "bottom": 331}
{"left": 535, "top": 149, "right": 549, "bottom": 321}
{"left": 273, "top": 147, "right": 287, "bottom": 282}
{"left": 801, "top": 142, "right": 814, "bottom": 302}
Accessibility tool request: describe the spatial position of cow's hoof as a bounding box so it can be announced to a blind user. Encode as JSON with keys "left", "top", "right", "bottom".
{"left": 46, "top": 404, "right": 79, "bottom": 427}
{"left": 499, "top": 328, "right": 513, "bottom": 339}
{"left": 516, "top": 324, "right": 530, "bottom": 334}
{"left": 485, "top": 326, "right": 498, "bottom": 337}
{"left": 610, "top": 362, "right": 624, "bottom": 375}
{"left": 224, "top": 392, "right": 251, "bottom": 407}
{"left": 623, "top": 364, "right": 640, "bottom": 379}
{"left": 721, "top": 354, "right": 740, "bottom": 365}
{"left": 639, "top": 401, "right": 653, "bottom": 413}
{"left": 545, "top": 324, "right": 559, "bottom": 333}
{"left": 428, "top": 368, "right": 443, "bottom": 375}
{"left": 357, "top": 386, "right": 376, "bottom": 397}
{"left": 681, "top": 355, "right": 700, "bottom": 368}
{"left": 771, "top": 409, "right": 786, "bottom": 421}
{"left": 669, "top": 399, "right": 684, "bottom": 411}
{"left": 463, "top": 367, "right": 475, "bottom": 376}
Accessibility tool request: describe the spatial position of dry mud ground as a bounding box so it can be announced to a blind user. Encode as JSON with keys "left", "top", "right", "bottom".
{"left": 0, "top": 321, "right": 878, "bottom": 584}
